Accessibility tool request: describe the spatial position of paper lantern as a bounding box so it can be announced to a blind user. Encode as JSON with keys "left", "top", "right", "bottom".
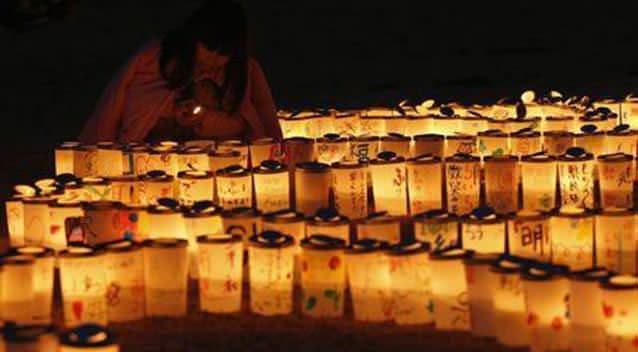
{"left": 60, "top": 179, "right": 87, "bottom": 202}
{"left": 216, "top": 140, "right": 249, "bottom": 168}
{"left": 347, "top": 136, "right": 379, "bottom": 163}
{"left": 5, "top": 185, "right": 34, "bottom": 247}
{"left": 542, "top": 131, "right": 574, "bottom": 157}
{"left": 283, "top": 137, "right": 315, "bottom": 206}
{"left": 577, "top": 115, "right": 613, "bottom": 134}
{"left": 413, "top": 209, "right": 459, "bottom": 251}
{"left": 253, "top": 161, "right": 290, "bottom": 213}
{"left": 491, "top": 104, "right": 517, "bottom": 120}
{"left": 208, "top": 149, "right": 242, "bottom": 174}
{"left": 355, "top": 212, "right": 401, "bottom": 244}
{"left": 197, "top": 234, "right": 244, "bottom": 313}
{"left": 222, "top": 207, "right": 262, "bottom": 244}
{"left": 73, "top": 145, "right": 98, "bottom": 178}
{"left": 600, "top": 275, "right": 638, "bottom": 351}
{"left": 12, "top": 246, "right": 55, "bottom": 325}
{"left": 490, "top": 256, "right": 529, "bottom": 347}
{"left": 484, "top": 156, "right": 519, "bottom": 214}
{"left": 412, "top": 134, "right": 445, "bottom": 158}
{"left": 142, "top": 238, "right": 189, "bottom": 317}
{"left": 343, "top": 239, "right": 392, "bottom": 322}
{"left": 445, "top": 153, "right": 481, "bottom": 215}
{"left": 507, "top": 210, "right": 551, "bottom": 261}
{"left": 147, "top": 146, "right": 178, "bottom": 177}
{"left": 294, "top": 162, "right": 331, "bottom": 216}
{"left": 406, "top": 154, "right": 443, "bottom": 214}
{"left": 215, "top": 165, "right": 253, "bottom": 210}
{"left": 306, "top": 114, "right": 336, "bottom": 139}
{"left": 370, "top": 152, "right": 408, "bottom": 216}
{"left": 119, "top": 205, "right": 150, "bottom": 242}
{"left": 521, "top": 264, "right": 570, "bottom": 352}
{"left": 22, "top": 196, "right": 52, "bottom": 246}
{"left": 504, "top": 117, "right": 541, "bottom": 134}
{"left": 359, "top": 115, "right": 386, "bottom": 137}
{"left": 487, "top": 117, "right": 507, "bottom": 132}
{"left": 623, "top": 99, "right": 638, "bottom": 129}
{"left": 56, "top": 141, "right": 81, "bottom": 175}
{"left": 3, "top": 324, "right": 58, "bottom": 352}
{"left": 147, "top": 201, "right": 187, "bottom": 241}
{"left": 59, "top": 324, "right": 118, "bottom": 352}
{"left": 431, "top": 115, "right": 460, "bottom": 136}
{"left": 568, "top": 268, "right": 610, "bottom": 352}
{"left": 574, "top": 127, "right": 607, "bottom": 157}
{"left": 300, "top": 235, "right": 347, "bottom": 318}
{"left": 82, "top": 201, "right": 125, "bottom": 246}
{"left": 1, "top": 255, "right": 35, "bottom": 324}
{"left": 461, "top": 207, "right": 506, "bottom": 253}
{"left": 58, "top": 246, "right": 108, "bottom": 327}
{"left": 445, "top": 135, "right": 477, "bottom": 158}
{"left": 127, "top": 144, "right": 151, "bottom": 176}
{"left": 598, "top": 153, "right": 635, "bottom": 208}
{"left": 459, "top": 116, "right": 489, "bottom": 135}
{"left": 183, "top": 201, "right": 223, "bottom": 278}
{"left": 605, "top": 127, "right": 638, "bottom": 156}
{"left": 380, "top": 134, "right": 411, "bottom": 158}
{"left": 95, "top": 142, "right": 124, "bottom": 177}
{"left": 262, "top": 209, "right": 306, "bottom": 244}
{"left": 543, "top": 115, "right": 575, "bottom": 133}
{"left": 429, "top": 248, "right": 470, "bottom": 331}
{"left": 139, "top": 171, "right": 174, "bottom": 206}
{"left": 478, "top": 130, "right": 510, "bottom": 158}
{"left": 331, "top": 160, "right": 368, "bottom": 220}
{"left": 510, "top": 130, "right": 542, "bottom": 157}
{"left": 176, "top": 170, "right": 214, "bottom": 206}
{"left": 248, "top": 231, "right": 295, "bottom": 316}
{"left": 385, "top": 241, "right": 433, "bottom": 325}
{"left": 463, "top": 252, "right": 499, "bottom": 337}
{"left": 595, "top": 208, "right": 636, "bottom": 274}
{"left": 405, "top": 115, "right": 433, "bottom": 137}
{"left": 385, "top": 116, "right": 408, "bottom": 136}
{"left": 279, "top": 114, "right": 313, "bottom": 138}
{"left": 558, "top": 147, "right": 595, "bottom": 209}
{"left": 316, "top": 135, "right": 349, "bottom": 164}
{"left": 103, "top": 240, "right": 145, "bottom": 322}
{"left": 80, "top": 177, "right": 112, "bottom": 202}
{"left": 306, "top": 209, "right": 350, "bottom": 244}
{"left": 249, "top": 138, "right": 284, "bottom": 167}
{"left": 108, "top": 175, "right": 141, "bottom": 206}
{"left": 47, "top": 199, "right": 83, "bottom": 250}
{"left": 520, "top": 154, "right": 557, "bottom": 211}
{"left": 177, "top": 146, "right": 210, "bottom": 172}
{"left": 333, "top": 111, "right": 361, "bottom": 136}
{"left": 551, "top": 207, "right": 594, "bottom": 270}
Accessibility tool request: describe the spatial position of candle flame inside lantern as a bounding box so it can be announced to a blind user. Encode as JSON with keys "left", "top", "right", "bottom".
{"left": 193, "top": 106, "right": 202, "bottom": 115}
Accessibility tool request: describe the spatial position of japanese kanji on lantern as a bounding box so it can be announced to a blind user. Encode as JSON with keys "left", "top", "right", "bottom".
{"left": 344, "top": 239, "right": 392, "bottom": 322}
{"left": 252, "top": 160, "right": 290, "bottom": 213}
{"left": 58, "top": 246, "right": 108, "bottom": 327}
{"left": 59, "top": 324, "right": 119, "bottom": 352}
{"left": 463, "top": 252, "right": 499, "bottom": 338}
{"left": 507, "top": 210, "right": 551, "bottom": 262}
{"left": 429, "top": 248, "right": 470, "bottom": 331}
{"left": 248, "top": 231, "right": 295, "bottom": 316}
{"left": 369, "top": 151, "right": 408, "bottom": 216}
{"left": 80, "top": 177, "right": 112, "bottom": 202}
{"left": 197, "top": 234, "right": 244, "bottom": 314}
{"left": 177, "top": 146, "right": 210, "bottom": 172}
{"left": 1, "top": 255, "right": 35, "bottom": 324}
{"left": 510, "top": 129, "right": 542, "bottom": 157}
{"left": 294, "top": 162, "right": 331, "bottom": 216}
{"left": 349, "top": 135, "right": 380, "bottom": 163}
{"left": 598, "top": 153, "right": 635, "bottom": 208}
{"left": 551, "top": 207, "right": 594, "bottom": 270}
{"left": 215, "top": 165, "right": 253, "bottom": 210}
{"left": 95, "top": 142, "right": 124, "bottom": 177}
{"left": 109, "top": 175, "right": 142, "bottom": 206}
{"left": 385, "top": 241, "right": 433, "bottom": 325}
{"left": 461, "top": 207, "right": 506, "bottom": 254}
{"left": 331, "top": 160, "right": 368, "bottom": 220}
{"left": 406, "top": 154, "right": 443, "bottom": 215}
{"left": 445, "top": 153, "right": 481, "bottom": 215}
{"left": 445, "top": 135, "right": 477, "bottom": 158}
{"left": 103, "top": 240, "right": 145, "bottom": 322}
{"left": 55, "top": 141, "right": 81, "bottom": 175}
{"left": 413, "top": 209, "right": 459, "bottom": 252}
{"left": 73, "top": 144, "right": 98, "bottom": 178}
{"left": 359, "top": 108, "right": 388, "bottom": 136}
{"left": 558, "top": 147, "right": 595, "bottom": 209}
{"left": 600, "top": 275, "right": 638, "bottom": 352}
{"left": 13, "top": 246, "right": 55, "bottom": 325}
{"left": 355, "top": 211, "right": 401, "bottom": 244}
{"left": 412, "top": 134, "right": 444, "bottom": 158}
{"left": 568, "top": 268, "right": 610, "bottom": 352}
{"left": 483, "top": 155, "right": 519, "bottom": 214}
{"left": 300, "top": 235, "right": 347, "bottom": 318}
{"left": 142, "top": 238, "right": 189, "bottom": 317}
{"left": 520, "top": 153, "right": 557, "bottom": 212}
{"left": 490, "top": 257, "right": 529, "bottom": 348}
{"left": 177, "top": 170, "right": 214, "bottom": 206}
{"left": 521, "top": 265, "right": 570, "bottom": 352}
{"left": 542, "top": 131, "right": 574, "bottom": 157}
{"left": 605, "top": 124, "right": 638, "bottom": 156}
{"left": 316, "top": 134, "right": 349, "bottom": 164}
{"left": 595, "top": 208, "right": 636, "bottom": 274}
{"left": 139, "top": 170, "right": 175, "bottom": 206}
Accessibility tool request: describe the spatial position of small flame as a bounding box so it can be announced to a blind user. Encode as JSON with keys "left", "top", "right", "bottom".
{"left": 193, "top": 106, "right": 202, "bottom": 115}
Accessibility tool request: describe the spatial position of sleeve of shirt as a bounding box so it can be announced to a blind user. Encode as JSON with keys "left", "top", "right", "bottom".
{"left": 249, "top": 59, "right": 283, "bottom": 139}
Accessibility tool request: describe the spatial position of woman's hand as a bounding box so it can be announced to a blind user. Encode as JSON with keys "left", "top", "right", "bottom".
{"left": 175, "top": 98, "right": 205, "bottom": 127}
{"left": 194, "top": 109, "right": 247, "bottom": 138}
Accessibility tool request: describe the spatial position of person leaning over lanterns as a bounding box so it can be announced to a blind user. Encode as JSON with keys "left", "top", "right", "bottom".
{"left": 80, "top": 0, "right": 282, "bottom": 144}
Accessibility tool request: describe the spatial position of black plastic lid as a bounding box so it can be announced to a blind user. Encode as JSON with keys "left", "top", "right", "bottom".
{"left": 346, "top": 238, "right": 388, "bottom": 254}
{"left": 301, "top": 235, "right": 347, "bottom": 251}
{"left": 60, "top": 324, "right": 116, "bottom": 348}
{"left": 249, "top": 230, "right": 294, "bottom": 249}
{"left": 197, "top": 234, "right": 242, "bottom": 244}
{"left": 385, "top": 241, "right": 429, "bottom": 256}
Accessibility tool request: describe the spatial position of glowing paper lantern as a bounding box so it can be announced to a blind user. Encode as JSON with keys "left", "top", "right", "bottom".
{"left": 504, "top": 117, "right": 541, "bottom": 134}
{"left": 3, "top": 324, "right": 58, "bottom": 352}
{"left": 405, "top": 115, "right": 433, "bottom": 137}
{"left": 253, "top": 160, "right": 290, "bottom": 213}
{"left": 595, "top": 208, "right": 636, "bottom": 274}
{"left": 5, "top": 186, "right": 33, "bottom": 246}
{"left": 59, "top": 324, "right": 118, "bottom": 352}
{"left": 348, "top": 136, "right": 380, "bottom": 163}
{"left": 355, "top": 212, "right": 401, "bottom": 244}
{"left": 249, "top": 138, "right": 284, "bottom": 167}
{"left": 22, "top": 196, "right": 52, "bottom": 246}
{"left": 522, "top": 265, "right": 570, "bottom": 352}
{"left": 55, "top": 141, "right": 81, "bottom": 175}
{"left": 306, "top": 113, "right": 335, "bottom": 139}
{"left": 490, "top": 257, "right": 529, "bottom": 347}
{"left": 459, "top": 116, "right": 489, "bottom": 135}
{"left": 484, "top": 156, "right": 519, "bottom": 214}
{"left": 1, "top": 255, "right": 35, "bottom": 324}
{"left": 344, "top": 239, "right": 392, "bottom": 322}
{"left": 521, "top": 154, "right": 557, "bottom": 211}
{"left": 13, "top": 246, "right": 55, "bottom": 325}
{"left": 216, "top": 140, "right": 249, "bottom": 168}
{"left": 248, "top": 231, "right": 295, "bottom": 316}
{"left": 96, "top": 142, "right": 124, "bottom": 177}
{"left": 487, "top": 117, "right": 507, "bottom": 132}
{"left": 600, "top": 275, "right": 638, "bottom": 351}
{"left": 359, "top": 114, "right": 386, "bottom": 136}
{"left": 147, "top": 201, "right": 187, "bottom": 241}
{"left": 431, "top": 115, "right": 460, "bottom": 136}
{"left": 306, "top": 208, "right": 350, "bottom": 244}
{"left": 577, "top": 115, "right": 613, "bottom": 134}
{"left": 551, "top": 207, "right": 594, "bottom": 270}
{"left": 300, "top": 235, "right": 347, "bottom": 318}
{"left": 127, "top": 144, "right": 150, "bottom": 176}
{"left": 279, "top": 114, "right": 312, "bottom": 138}
{"left": 510, "top": 130, "right": 542, "bottom": 157}
{"left": 605, "top": 127, "right": 638, "bottom": 157}
{"left": 543, "top": 115, "right": 575, "bottom": 133}
{"left": 262, "top": 209, "right": 306, "bottom": 244}
{"left": 429, "top": 248, "right": 470, "bottom": 331}
{"left": 82, "top": 201, "right": 125, "bottom": 246}
{"left": 507, "top": 210, "right": 551, "bottom": 261}
{"left": 568, "top": 268, "right": 610, "bottom": 352}
{"left": 598, "top": 153, "right": 635, "bottom": 208}
{"left": 183, "top": 201, "right": 223, "bottom": 277}
{"left": 542, "top": 131, "right": 574, "bottom": 157}
{"left": 385, "top": 116, "right": 408, "bottom": 136}
{"left": 331, "top": 160, "right": 368, "bottom": 220}
{"left": 413, "top": 209, "right": 459, "bottom": 251}
{"left": 380, "top": 134, "right": 411, "bottom": 158}
{"left": 197, "top": 234, "right": 244, "bottom": 313}
{"left": 142, "top": 238, "right": 189, "bottom": 317}
{"left": 58, "top": 246, "right": 108, "bottom": 327}
{"left": 386, "top": 241, "right": 433, "bottom": 325}
{"left": 108, "top": 175, "right": 141, "bottom": 206}
{"left": 558, "top": 147, "right": 595, "bottom": 209}
{"left": 177, "top": 170, "right": 214, "bottom": 206}
{"left": 412, "top": 134, "right": 445, "bottom": 158}
{"left": 574, "top": 126, "right": 606, "bottom": 157}
{"left": 177, "top": 146, "right": 209, "bottom": 172}
{"left": 369, "top": 152, "right": 408, "bottom": 216}
{"left": 463, "top": 252, "right": 499, "bottom": 337}
{"left": 316, "top": 134, "right": 349, "bottom": 164}
{"left": 208, "top": 149, "right": 242, "bottom": 174}
{"left": 283, "top": 137, "right": 315, "bottom": 206}
{"left": 478, "top": 130, "right": 510, "bottom": 158}
{"left": 73, "top": 145, "right": 98, "bottom": 178}
{"left": 333, "top": 111, "right": 361, "bottom": 136}
{"left": 139, "top": 171, "right": 174, "bottom": 206}
{"left": 103, "top": 240, "right": 145, "bottom": 322}
{"left": 81, "top": 177, "right": 112, "bottom": 202}
{"left": 222, "top": 207, "right": 262, "bottom": 244}
{"left": 147, "top": 146, "right": 178, "bottom": 177}
{"left": 406, "top": 154, "right": 443, "bottom": 214}
{"left": 119, "top": 205, "right": 150, "bottom": 242}
{"left": 445, "top": 135, "right": 477, "bottom": 158}
{"left": 215, "top": 165, "right": 253, "bottom": 210}
{"left": 445, "top": 153, "right": 481, "bottom": 215}
{"left": 294, "top": 162, "right": 331, "bottom": 216}
{"left": 461, "top": 207, "right": 506, "bottom": 253}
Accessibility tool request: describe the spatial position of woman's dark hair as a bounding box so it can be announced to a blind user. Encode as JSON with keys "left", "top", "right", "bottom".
{"left": 160, "top": 0, "right": 248, "bottom": 113}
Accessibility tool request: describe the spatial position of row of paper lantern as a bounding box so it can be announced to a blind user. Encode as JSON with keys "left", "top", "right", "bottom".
{"left": 0, "top": 323, "right": 118, "bottom": 352}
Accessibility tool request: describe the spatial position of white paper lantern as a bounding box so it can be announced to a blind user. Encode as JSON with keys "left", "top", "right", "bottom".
{"left": 1, "top": 255, "right": 35, "bottom": 324}
{"left": 605, "top": 127, "right": 638, "bottom": 157}
{"left": 507, "top": 210, "right": 551, "bottom": 261}
{"left": 568, "top": 268, "right": 610, "bottom": 352}
{"left": 279, "top": 114, "right": 313, "bottom": 138}
{"left": 222, "top": 207, "right": 262, "bottom": 245}
{"left": 406, "top": 154, "right": 443, "bottom": 214}
{"left": 197, "top": 234, "right": 244, "bottom": 313}
{"left": 574, "top": 126, "right": 607, "bottom": 158}
{"left": 370, "top": 152, "right": 408, "bottom": 216}
{"left": 484, "top": 156, "right": 520, "bottom": 214}
{"left": 142, "top": 238, "right": 189, "bottom": 317}
{"left": 3, "top": 324, "right": 58, "bottom": 352}
{"left": 58, "top": 246, "right": 108, "bottom": 327}
{"left": 95, "top": 142, "right": 124, "bottom": 177}
{"left": 445, "top": 153, "right": 481, "bottom": 215}
{"left": 510, "top": 130, "right": 542, "bottom": 158}
{"left": 12, "top": 246, "right": 55, "bottom": 325}
{"left": 429, "top": 248, "right": 470, "bottom": 331}
{"left": 459, "top": 116, "right": 489, "bottom": 135}
{"left": 543, "top": 115, "right": 575, "bottom": 133}
{"left": 306, "top": 209, "right": 350, "bottom": 244}
{"left": 333, "top": 111, "right": 361, "bottom": 136}
{"left": 182, "top": 202, "right": 224, "bottom": 279}
{"left": 103, "top": 240, "right": 145, "bottom": 322}
{"left": 490, "top": 256, "right": 529, "bottom": 347}
{"left": 294, "top": 162, "right": 331, "bottom": 216}
{"left": 385, "top": 116, "right": 408, "bottom": 136}
{"left": 147, "top": 145, "right": 179, "bottom": 176}
{"left": 147, "top": 201, "right": 187, "bottom": 241}
{"left": 478, "top": 130, "right": 510, "bottom": 158}
{"left": 249, "top": 138, "right": 284, "bottom": 167}
{"left": 355, "top": 212, "right": 401, "bottom": 244}
{"left": 208, "top": 149, "right": 242, "bottom": 174}
{"left": 431, "top": 115, "right": 460, "bottom": 136}
{"left": 215, "top": 165, "right": 253, "bottom": 210}
{"left": 386, "top": 241, "right": 433, "bottom": 325}
{"left": 253, "top": 161, "right": 290, "bottom": 213}
{"left": 80, "top": 177, "right": 112, "bottom": 202}
{"left": 380, "top": 134, "right": 411, "bottom": 158}
{"left": 216, "top": 140, "right": 249, "bottom": 168}
{"left": 331, "top": 160, "right": 368, "bottom": 220}
{"left": 59, "top": 324, "right": 118, "bottom": 352}
{"left": 521, "top": 154, "right": 557, "bottom": 211}
{"left": 542, "top": 131, "right": 574, "bottom": 157}
{"left": 316, "top": 135, "right": 349, "bottom": 164}
{"left": 405, "top": 115, "right": 433, "bottom": 137}
{"left": 73, "top": 145, "right": 98, "bottom": 178}
{"left": 359, "top": 115, "right": 386, "bottom": 137}
{"left": 306, "top": 113, "right": 336, "bottom": 139}
{"left": 108, "top": 175, "right": 142, "bottom": 206}
{"left": 177, "top": 170, "right": 214, "bottom": 206}
{"left": 413, "top": 134, "right": 445, "bottom": 158}
{"left": 505, "top": 117, "right": 541, "bottom": 134}
{"left": 283, "top": 137, "right": 315, "bottom": 206}
{"left": 22, "top": 197, "right": 52, "bottom": 246}
{"left": 463, "top": 252, "right": 499, "bottom": 338}
{"left": 598, "top": 153, "right": 635, "bottom": 208}
{"left": 127, "top": 144, "right": 151, "bottom": 176}
{"left": 558, "top": 147, "right": 595, "bottom": 209}
{"left": 248, "top": 231, "right": 295, "bottom": 316}
{"left": 595, "top": 208, "right": 636, "bottom": 274}
{"left": 461, "top": 207, "right": 506, "bottom": 254}
{"left": 600, "top": 275, "right": 638, "bottom": 351}
{"left": 55, "top": 141, "right": 81, "bottom": 175}
{"left": 413, "top": 209, "right": 459, "bottom": 251}
{"left": 82, "top": 201, "right": 126, "bottom": 246}
{"left": 445, "top": 135, "right": 477, "bottom": 158}
{"left": 177, "top": 146, "right": 210, "bottom": 172}
{"left": 551, "top": 207, "right": 594, "bottom": 270}
{"left": 348, "top": 136, "right": 380, "bottom": 163}
{"left": 6, "top": 185, "right": 36, "bottom": 247}
{"left": 139, "top": 171, "right": 174, "bottom": 206}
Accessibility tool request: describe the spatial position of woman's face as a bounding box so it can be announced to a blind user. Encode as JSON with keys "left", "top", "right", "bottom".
{"left": 196, "top": 42, "right": 230, "bottom": 68}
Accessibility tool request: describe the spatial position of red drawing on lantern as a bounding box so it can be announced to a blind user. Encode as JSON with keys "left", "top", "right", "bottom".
{"left": 227, "top": 250, "right": 236, "bottom": 269}
{"left": 632, "top": 336, "right": 638, "bottom": 348}
{"left": 603, "top": 302, "right": 614, "bottom": 318}
{"left": 302, "top": 261, "right": 308, "bottom": 272}
{"left": 50, "top": 225, "right": 61, "bottom": 235}
{"left": 328, "top": 256, "right": 341, "bottom": 270}
{"left": 224, "top": 280, "right": 238, "bottom": 293}
{"left": 527, "top": 312, "right": 538, "bottom": 326}
{"left": 465, "top": 267, "right": 475, "bottom": 285}
{"left": 551, "top": 316, "right": 563, "bottom": 331}
{"left": 389, "top": 259, "right": 400, "bottom": 273}
{"left": 106, "top": 283, "right": 121, "bottom": 306}
{"left": 72, "top": 301, "right": 83, "bottom": 320}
